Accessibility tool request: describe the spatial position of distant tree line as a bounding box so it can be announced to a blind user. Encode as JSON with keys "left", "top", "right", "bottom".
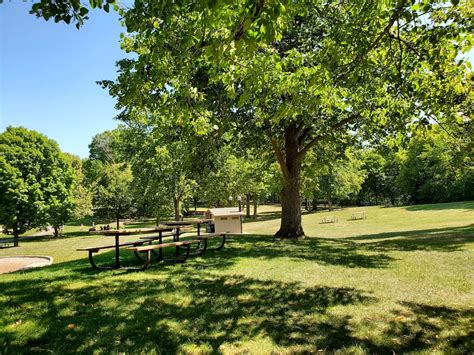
{"left": 1, "top": 121, "right": 472, "bottom": 246}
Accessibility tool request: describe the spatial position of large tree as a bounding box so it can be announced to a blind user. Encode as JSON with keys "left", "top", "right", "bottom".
{"left": 0, "top": 127, "right": 75, "bottom": 245}
{"left": 102, "top": 0, "right": 472, "bottom": 238}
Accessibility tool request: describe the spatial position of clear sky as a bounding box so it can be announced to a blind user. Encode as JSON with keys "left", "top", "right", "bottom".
{"left": 1, "top": 2, "right": 127, "bottom": 158}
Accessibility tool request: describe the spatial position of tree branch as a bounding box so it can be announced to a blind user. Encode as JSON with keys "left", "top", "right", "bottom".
{"left": 233, "top": 0, "right": 266, "bottom": 41}
{"left": 297, "top": 114, "right": 359, "bottom": 158}
{"left": 269, "top": 135, "right": 289, "bottom": 180}
{"left": 341, "top": 0, "right": 407, "bottom": 77}
{"left": 388, "top": 32, "right": 422, "bottom": 58}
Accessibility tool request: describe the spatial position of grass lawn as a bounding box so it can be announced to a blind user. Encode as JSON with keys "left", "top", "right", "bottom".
{"left": 0, "top": 202, "right": 473, "bottom": 353}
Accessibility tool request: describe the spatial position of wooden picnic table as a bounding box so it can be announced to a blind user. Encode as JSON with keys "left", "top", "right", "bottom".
{"left": 162, "top": 219, "right": 212, "bottom": 237}
{"left": 97, "top": 226, "right": 175, "bottom": 269}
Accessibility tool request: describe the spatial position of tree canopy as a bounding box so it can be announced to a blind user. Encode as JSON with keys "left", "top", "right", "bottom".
{"left": 100, "top": 0, "right": 472, "bottom": 238}
{"left": 0, "top": 127, "right": 75, "bottom": 244}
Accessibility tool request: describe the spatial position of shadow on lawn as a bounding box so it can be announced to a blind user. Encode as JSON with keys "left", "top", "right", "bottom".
{"left": 14, "top": 231, "right": 93, "bottom": 244}
{"left": 344, "top": 224, "right": 474, "bottom": 252}
{"left": 404, "top": 201, "right": 474, "bottom": 212}
{"left": 243, "top": 210, "right": 281, "bottom": 223}
{"left": 226, "top": 235, "right": 394, "bottom": 268}
{"left": 0, "top": 262, "right": 372, "bottom": 353}
{"left": 1, "top": 255, "right": 472, "bottom": 353}
{"left": 378, "top": 302, "right": 473, "bottom": 353}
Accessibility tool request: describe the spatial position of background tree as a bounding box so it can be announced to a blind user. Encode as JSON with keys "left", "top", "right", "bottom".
{"left": 397, "top": 127, "right": 474, "bottom": 203}
{"left": 303, "top": 147, "right": 365, "bottom": 211}
{"left": 119, "top": 123, "right": 206, "bottom": 221}
{"left": 0, "top": 127, "right": 75, "bottom": 245}
{"left": 358, "top": 151, "right": 388, "bottom": 205}
{"left": 64, "top": 153, "right": 93, "bottom": 221}
{"left": 88, "top": 130, "right": 121, "bottom": 163}
{"left": 93, "top": 164, "right": 135, "bottom": 228}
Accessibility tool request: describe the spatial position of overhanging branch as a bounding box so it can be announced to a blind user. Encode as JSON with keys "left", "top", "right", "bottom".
{"left": 297, "top": 114, "right": 359, "bottom": 158}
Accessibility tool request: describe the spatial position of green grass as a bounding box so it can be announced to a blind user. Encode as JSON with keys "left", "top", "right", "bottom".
{"left": 0, "top": 202, "right": 473, "bottom": 353}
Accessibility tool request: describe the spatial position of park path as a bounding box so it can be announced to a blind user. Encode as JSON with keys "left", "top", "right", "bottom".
{"left": 0, "top": 256, "right": 53, "bottom": 274}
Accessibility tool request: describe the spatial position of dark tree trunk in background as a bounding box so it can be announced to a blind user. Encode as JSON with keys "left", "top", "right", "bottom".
{"left": 253, "top": 199, "right": 257, "bottom": 219}
{"left": 53, "top": 226, "right": 59, "bottom": 238}
{"left": 312, "top": 197, "right": 317, "bottom": 211}
{"left": 13, "top": 226, "right": 19, "bottom": 247}
{"left": 116, "top": 214, "right": 120, "bottom": 230}
{"left": 274, "top": 124, "right": 305, "bottom": 239}
{"left": 173, "top": 197, "right": 180, "bottom": 221}
{"left": 246, "top": 193, "right": 251, "bottom": 218}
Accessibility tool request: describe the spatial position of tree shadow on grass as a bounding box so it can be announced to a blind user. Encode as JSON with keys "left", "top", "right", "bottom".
{"left": 1, "top": 257, "right": 472, "bottom": 353}
{"left": 243, "top": 210, "right": 281, "bottom": 223}
{"left": 225, "top": 235, "right": 394, "bottom": 268}
{"left": 342, "top": 224, "right": 474, "bottom": 252}
{"left": 377, "top": 302, "right": 474, "bottom": 353}
{"left": 0, "top": 257, "right": 375, "bottom": 353}
{"left": 1, "top": 236, "right": 472, "bottom": 353}
{"left": 403, "top": 201, "right": 474, "bottom": 211}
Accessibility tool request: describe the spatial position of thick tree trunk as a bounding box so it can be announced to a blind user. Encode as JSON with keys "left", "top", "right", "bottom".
{"left": 116, "top": 215, "right": 120, "bottom": 230}
{"left": 253, "top": 198, "right": 257, "bottom": 219}
{"left": 173, "top": 197, "right": 180, "bottom": 221}
{"left": 53, "top": 226, "right": 59, "bottom": 238}
{"left": 274, "top": 124, "right": 305, "bottom": 239}
{"left": 246, "top": 193, "right": 251, "bottom": 218}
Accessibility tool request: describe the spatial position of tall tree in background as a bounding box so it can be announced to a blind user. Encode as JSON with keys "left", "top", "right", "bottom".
{"left": 102, "top": 0, "right": 472, "bottom": 238}
{"left": 93, "top": 164, "right": 135, "bottom": 228}
{"left": 64, "top": 154, "right": 93, "bottom": 221}
{"left": 397, "top": 127, "right": 474, "bottom": 203}
{"left": 0, "top": 127, "right": 75, "bottom": 245}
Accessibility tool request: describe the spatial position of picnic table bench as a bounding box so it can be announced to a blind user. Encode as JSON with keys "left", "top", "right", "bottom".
{"left": 128, "top": 232, "right": 227, "bottom": 270}
{"left": 351, "top": 211, "right": 367, "bottom": 220}
{"left": 77, "top": 240, "right": 152, "bottom": 270}
{"left": 77, "top": 226, "right": 175, "bottom": 270}
{"left": 321, "top": 216, "right": 338, "bottom": 224}
{"left": 128, "top": 240, "right": 206, "bottom": 270}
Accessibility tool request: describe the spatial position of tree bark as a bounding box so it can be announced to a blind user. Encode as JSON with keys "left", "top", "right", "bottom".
{"left": 173, "top": 197, "right": 180, "bottom": 221}
{"left": 274, "top": 124, "right": 305, "bottom": 239}
{"left": 246, "top": 193, "right": 251, "bottom": 218}
{"left": 253, "top": 198, "right": 257, "bottom": 219}
{"left": 53, "top": 226, "right": 59, "bottom": 238}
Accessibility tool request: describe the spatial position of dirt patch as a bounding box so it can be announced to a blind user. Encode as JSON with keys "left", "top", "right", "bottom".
{"left": 0, "top": 256, "right": 53, "bottom": 274}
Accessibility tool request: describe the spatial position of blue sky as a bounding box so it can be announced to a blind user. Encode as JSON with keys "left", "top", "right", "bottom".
{"left": 1, "top": 2, "right": 126, "bottom": 158}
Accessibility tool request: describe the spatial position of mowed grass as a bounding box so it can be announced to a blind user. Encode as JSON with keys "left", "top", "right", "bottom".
{"left": 0, "top": 202, "right": 473, "bottom": 353}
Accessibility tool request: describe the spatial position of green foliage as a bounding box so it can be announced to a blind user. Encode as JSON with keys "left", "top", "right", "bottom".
{"left": 302, "top": 147, "right": 366, "bottom": 209}
{"left": 88, "top": 130, "right": 121, "bottom": 164}
{"left": 93, "top": 163, "right": 135, "bottom": 225}
{"left": 63, "top": 153, "right": 93, "bottom": 220}
{"left": 397, "top": 127, "right": 473, "bottom": 203}
{"left": 117, "top": 124, "right": 202, "bottom": 221}
{"left": 198, "top": 147, "right": 273, "bottom": 208}
{"left": 0, "top": 127, "right": 75, "bottom": 240}
{"left": 29, "top": 0, "right": 117, "bottom": 29}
